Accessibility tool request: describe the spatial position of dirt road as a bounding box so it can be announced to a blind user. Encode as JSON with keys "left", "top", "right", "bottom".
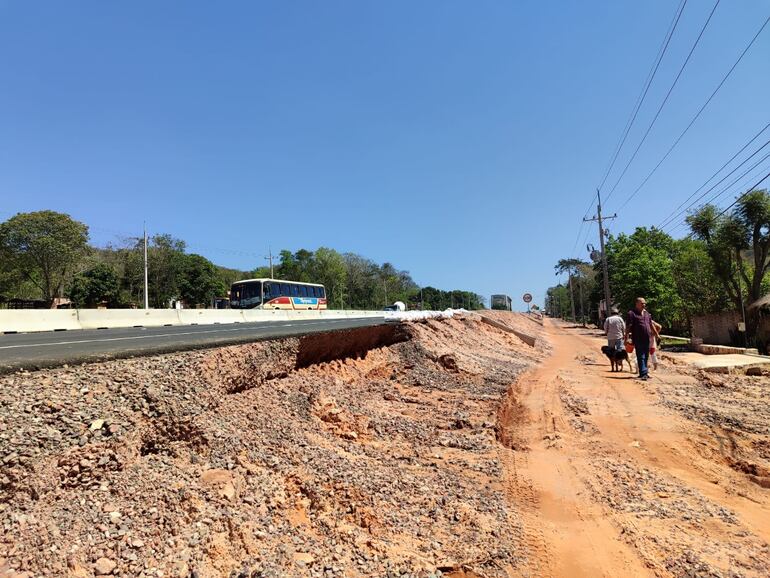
{"left": 498, "top": 319, "right": 770, "bottom": 577}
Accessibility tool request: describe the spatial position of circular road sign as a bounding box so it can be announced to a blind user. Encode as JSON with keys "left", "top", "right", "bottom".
{"left": 523, "top": 293, "right": 533, "bottom": 303}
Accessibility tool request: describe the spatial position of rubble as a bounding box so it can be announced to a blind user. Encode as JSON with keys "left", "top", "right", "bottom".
{"left": 0, "top": 314, "right": 547, "bottom": 577}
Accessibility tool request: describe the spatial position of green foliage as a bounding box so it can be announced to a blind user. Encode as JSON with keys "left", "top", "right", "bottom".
{"left": 671, "top": 238, "right": 731, "bottom": 319}
{"left": 69, "top": 263, "right": 120, "bottom": 307}
{"left": 179, "top": 254, "right": 226, "bottom": 307}
{"left": 148, "top": 234, "right": 186, "bottom": 308}
{"left": 0, "top": 212, "right": 481, "bottom": 311}
{"left": 610, "top": 239, "right": 682, "bottom": 327}
{"left": 545, "top": 284, "right": 571, "bottom": 318}
{"left": 0, "top": 211, "right": 89, "bottom": 303}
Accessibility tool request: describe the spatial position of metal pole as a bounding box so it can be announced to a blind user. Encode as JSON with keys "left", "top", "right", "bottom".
{"left": 143, "top": 222, "right": 149, "bottom": 309}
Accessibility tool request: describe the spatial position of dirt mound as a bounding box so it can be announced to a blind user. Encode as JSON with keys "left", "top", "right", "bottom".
{"left": 0, "top": 315, "right": 547, "bottom": 577}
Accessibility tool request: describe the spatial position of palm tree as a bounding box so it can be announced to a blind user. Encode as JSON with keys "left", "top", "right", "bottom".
{"left": 554, "top": 258, "right": 589, "bottom": 323}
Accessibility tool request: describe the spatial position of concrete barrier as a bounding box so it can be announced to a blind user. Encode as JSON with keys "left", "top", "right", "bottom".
{"left": 178, "top": 310, "right": 245, "bottom": 325}
{"left": 241, "top": 309, "right": 291, "bottom": 323}
{"left": 0, "top": 310, "right": 82, "bottom": 333}
{"left": 77, "top": 309, "right": 182, "bottom": 330}
{"left": 0, "top": 308, "right": 389, "bottom": 334}
{"left": 479, "top": 314, "right": 537, "bottom": 347}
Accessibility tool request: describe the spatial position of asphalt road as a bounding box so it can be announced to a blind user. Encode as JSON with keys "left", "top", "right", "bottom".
{"left": 0, "top": 317, "right": 388, "bottom": 373}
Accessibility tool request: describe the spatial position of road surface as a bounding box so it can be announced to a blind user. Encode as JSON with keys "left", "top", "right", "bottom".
{"left": 0, "top": 316, "right": 388, "bottom": 373}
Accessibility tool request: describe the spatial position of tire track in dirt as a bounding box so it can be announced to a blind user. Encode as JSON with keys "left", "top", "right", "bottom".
{"left": 497, "top": 321, "right": 658, "bottom": 578}
{"left": 498, "top": 319, "right": 770, "bottom": 578}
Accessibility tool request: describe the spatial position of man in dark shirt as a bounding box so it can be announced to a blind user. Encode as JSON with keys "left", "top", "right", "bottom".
{"left": 625, "top": 297, "right": 652, "bottom": 380}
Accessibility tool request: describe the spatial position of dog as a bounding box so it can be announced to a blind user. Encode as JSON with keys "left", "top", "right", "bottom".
{"left": 601, "top": 345, "right": 634, "bottom": 373}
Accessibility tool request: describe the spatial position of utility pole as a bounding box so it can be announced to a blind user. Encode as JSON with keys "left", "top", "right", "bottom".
{"left": 264, "top": 246, "right": 275, "bottom": 279}
{"left": 420, "top": 287, "right": 424, "bottom": 310}
{"left": 584, "top": 189, "right": 616, "bottom": 319}
{"left": 143, "top": 222, "right": 149, "bottom": 310}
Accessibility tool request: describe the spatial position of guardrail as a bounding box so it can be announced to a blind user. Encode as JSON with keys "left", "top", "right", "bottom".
{"left": 0, "top": 308, "right": 386, "bottom": 334}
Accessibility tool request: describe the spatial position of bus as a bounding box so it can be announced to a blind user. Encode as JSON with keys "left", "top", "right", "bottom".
{"left": 229, "top": 278, "right": 327, "bottom": 310}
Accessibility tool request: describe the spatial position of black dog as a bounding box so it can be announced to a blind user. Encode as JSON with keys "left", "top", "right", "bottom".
{"left": 601, "top": 345, "right": 633, "bottom": 373}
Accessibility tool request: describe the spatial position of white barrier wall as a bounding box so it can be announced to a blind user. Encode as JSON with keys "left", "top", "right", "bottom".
{"left": 78, "top": 309, "right": 182, "bottom": 330}
{"left": 0, "top": 308, "right": 386, "bottom": 334}
{"left": 0, "top": 310, "right": 81, "bottom": 333}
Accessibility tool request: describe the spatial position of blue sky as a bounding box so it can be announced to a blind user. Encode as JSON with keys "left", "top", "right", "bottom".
{"left": 1, "top": 1, "right": 768, "bottom": 307}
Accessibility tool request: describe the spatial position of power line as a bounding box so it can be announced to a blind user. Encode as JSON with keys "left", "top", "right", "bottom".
{"left": 707, "top": 170, "right": 770, "bottom": 222}
{"left": 658, "top": 136, "right": 770, "bottom": 229}
{"left": 615, "top": 15, "right": 770, "bottom": 212}
{"left": 667, "top": 157, "right": 770, "bottom": 234}
{"left": 596, "top": 0, "right": 688, "bottom": 194}
{"left": 603, "top": 0, "right": 721, "bottom": 206}
{"left": 656, "top": 123, "right": 770, "bottom": 228}
{"left": 669, "top": 164, "right": 770, "bottom": 234}
{"left": 568, "top": 1, "right": 687, "bottom": 267}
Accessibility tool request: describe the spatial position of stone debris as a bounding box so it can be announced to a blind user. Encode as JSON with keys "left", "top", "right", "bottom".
{"left": 0, "top": 314, "right": 547, "bottom": 577}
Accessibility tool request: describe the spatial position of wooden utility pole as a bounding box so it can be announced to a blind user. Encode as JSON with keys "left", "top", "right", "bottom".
{"left": 264, "top": 247, "right": 275, "bottom": 279}
{"left": 584, "top": 189, "right": 616, "bottom": 319}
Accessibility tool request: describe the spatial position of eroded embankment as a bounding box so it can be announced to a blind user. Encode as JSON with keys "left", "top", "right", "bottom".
{"left": 0, "top": 313, "right": 546, "bottom": 578}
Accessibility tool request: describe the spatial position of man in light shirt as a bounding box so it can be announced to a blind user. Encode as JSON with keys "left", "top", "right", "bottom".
{"left": 604, "top": 306, "right": 625, "bottom": 351}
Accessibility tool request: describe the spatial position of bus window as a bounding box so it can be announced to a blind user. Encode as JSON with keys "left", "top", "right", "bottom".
{"left": 291, "top": 284, "right": 299, "bottom": 297}
{"left": 280, "top": 283, "right": 289, "bottom": 296}
{"left": 299, "top": 286, "right": 308, "bottom": 297}
{"left": 311, "top": 286, "right": 319, "bottom": 297}
{"left": 320, "top": 286, "right": 326, "bottom": 298}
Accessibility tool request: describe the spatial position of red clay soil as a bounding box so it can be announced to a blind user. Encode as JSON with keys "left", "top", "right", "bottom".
{"left": 2, "top": 314, "right": 769, "bottom": 578}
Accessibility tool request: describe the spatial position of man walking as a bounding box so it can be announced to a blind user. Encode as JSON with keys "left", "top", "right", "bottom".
{"left": 625, "top": 297, "right": 652, "bottom": 380}
{"left": 603, "top": 306, "right": 625, "bottom": 351}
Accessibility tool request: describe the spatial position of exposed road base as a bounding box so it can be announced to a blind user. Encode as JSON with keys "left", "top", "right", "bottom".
{"left": 0, "top": 317, "right": 388, "bottom": 375}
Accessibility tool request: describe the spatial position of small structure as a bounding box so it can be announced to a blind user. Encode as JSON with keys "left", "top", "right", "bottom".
{"left": 491, "top": 294, "right": 512, "bottom": 311}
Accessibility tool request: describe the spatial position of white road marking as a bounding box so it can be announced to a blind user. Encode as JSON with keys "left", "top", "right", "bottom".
{"left": 0, "top": 319, "right": 367, "bottom": 350}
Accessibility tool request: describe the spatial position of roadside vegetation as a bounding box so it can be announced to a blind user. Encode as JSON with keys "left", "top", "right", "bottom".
{"left": 546, "top": 188, "right": 770, "bottom": 342}
{"left": 0, "top": 211, "right": 484, "bottom": 310}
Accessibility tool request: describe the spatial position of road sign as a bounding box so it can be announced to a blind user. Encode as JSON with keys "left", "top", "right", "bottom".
{"left": 523, "top": 293, "right": 532, "bottom": 303}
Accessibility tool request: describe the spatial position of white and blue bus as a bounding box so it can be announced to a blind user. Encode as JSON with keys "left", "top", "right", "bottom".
{"left": 229, "top": 278, "right": 327, "bottom": 310}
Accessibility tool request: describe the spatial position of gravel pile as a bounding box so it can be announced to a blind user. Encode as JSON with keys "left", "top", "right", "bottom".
{"left": 0, "top": 315, "right": 546, "bottom": 578}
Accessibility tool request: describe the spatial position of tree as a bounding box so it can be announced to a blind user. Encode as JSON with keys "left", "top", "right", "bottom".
{"left": 671, "top": 238, "right": 731, "bottom": 325}
{"left": 687, "top": 189, "right": 770, "bottom": 340}
{"left": 554, "top": 258, "right": 588, "bottom": 322}
{"left": 179, "top": 254, "right": 226, "bottom": 307}
{"left": 148, "top": 234, "right": 186, "bottom": 307}
{"left": 0, "top": 211, "right": 89, "bottom": 304}
{"left": 312, "top": 248, "right": 347, "bottom": 309}
{"left": 68, "top": 263, "right": 120, "bottom": 307}
{"left": 605, "top": 229, "right": 682, "bottom": 327}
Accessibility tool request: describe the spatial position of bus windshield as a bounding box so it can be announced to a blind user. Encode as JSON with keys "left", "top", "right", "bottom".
{"left": 231, "top": 281, "right": 262, "bottom": 309}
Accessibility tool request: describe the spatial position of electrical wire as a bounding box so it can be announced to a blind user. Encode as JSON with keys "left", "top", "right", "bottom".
{"left": 596, "top": 0, "right": 688, "bottom": 194}
{"left": 615, "top": 15, "right": 770, "bottom": 212}
{"left": 656, "top": 123, "right": 770, "bottom": 228}
{"left": 658, "top": 136, "right": 770, "bottom": 229}
{"left": 603, "top": 0, "right": 722, "bottom": 206}
{"left": 667, "top": 158, "right": 770, "bottom": 234}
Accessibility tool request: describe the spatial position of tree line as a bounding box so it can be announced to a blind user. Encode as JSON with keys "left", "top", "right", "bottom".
{"left": 0, "top": 211, "right": 485, "bottom": 310}
{"left": 546, "top": 188, "right": 770, "bottom": 346}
